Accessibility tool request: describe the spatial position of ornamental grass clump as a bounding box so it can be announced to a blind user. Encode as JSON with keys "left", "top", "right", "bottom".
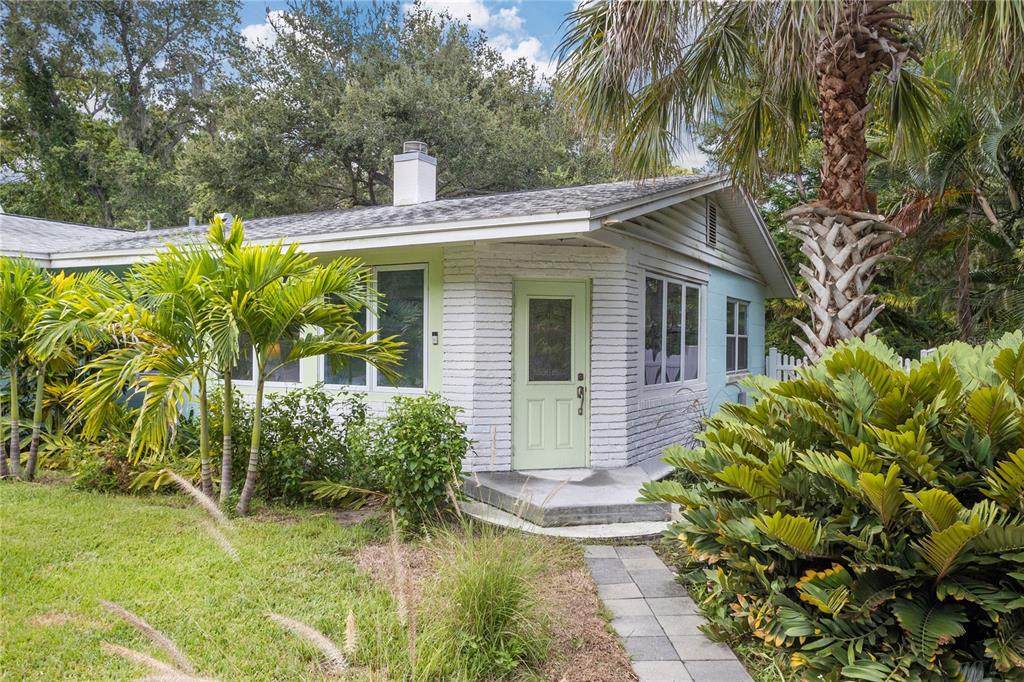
{"left": 642, "top": 332, "right": 1024, "bottom": 681}
{"left": 413, "top": 525, "right": 552, "bottom": 680}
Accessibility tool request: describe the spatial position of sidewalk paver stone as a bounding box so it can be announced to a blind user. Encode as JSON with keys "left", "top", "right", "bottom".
{"left": 584, "top": 545, "right": 752, "bottom": 682}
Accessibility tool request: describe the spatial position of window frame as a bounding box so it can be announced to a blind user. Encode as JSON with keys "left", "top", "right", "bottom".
{"left": 230, "top": 335, "right": 304, "bottom": 388}
{"left": 642, "top": 271, "right": 704, "bottom": 388}
{"left": 320, "top": 263, "right": 428, "bottom": 395}
{"left": 726, "top": 298, "right": 750, "bottom": 375}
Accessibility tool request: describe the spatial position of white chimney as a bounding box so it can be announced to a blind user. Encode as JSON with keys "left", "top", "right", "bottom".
{"left": 393, "top": 141, "right": 436, "bottom": 206}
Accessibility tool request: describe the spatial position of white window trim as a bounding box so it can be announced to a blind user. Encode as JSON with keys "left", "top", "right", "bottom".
{"left": 726, "top": 298, "right": 750, "bottom": 376}
{"left": 230, "top": 339, "right": 304, "bottom": 389}
{"left": 321, "top": 263, "right": 428, "bottom": 395}
{"left": 641, "top": 271, "right": 705, "bottom": 390}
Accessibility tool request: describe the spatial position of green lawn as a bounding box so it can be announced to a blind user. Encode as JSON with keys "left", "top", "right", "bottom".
{"left": 0, "top": 481, "right": 406, "bottom": 680}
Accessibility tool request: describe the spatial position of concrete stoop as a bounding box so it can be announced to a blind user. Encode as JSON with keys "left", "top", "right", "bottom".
{"left": 462, "top": 458, "right": 674, "bottom": 527}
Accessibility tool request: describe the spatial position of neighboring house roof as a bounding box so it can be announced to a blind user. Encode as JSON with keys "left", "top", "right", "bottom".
{"left": 0, "top": 174, "right": 796, "bottom": 297}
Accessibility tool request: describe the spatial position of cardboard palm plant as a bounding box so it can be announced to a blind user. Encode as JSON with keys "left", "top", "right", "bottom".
{"left": 557, "top": 0, "right": 1024, "bottom": 358}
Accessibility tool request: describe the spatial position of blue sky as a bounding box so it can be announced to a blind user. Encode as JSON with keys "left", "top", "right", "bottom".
{"left": 236, "top": 0, "right": 706, "bottom": 167}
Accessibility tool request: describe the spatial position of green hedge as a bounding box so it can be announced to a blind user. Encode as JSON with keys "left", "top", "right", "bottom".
{"left": 642, "top": 332, "right": 1024, "bottom": 681}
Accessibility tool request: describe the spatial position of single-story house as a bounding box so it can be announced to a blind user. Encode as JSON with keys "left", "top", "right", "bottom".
{"left": 1, "top": 142, "right": 795, "bottom": 476}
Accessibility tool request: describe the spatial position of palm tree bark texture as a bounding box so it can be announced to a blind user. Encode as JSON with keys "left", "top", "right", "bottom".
{"left": 787, "top": 0, "right": 913, "bottom": 359}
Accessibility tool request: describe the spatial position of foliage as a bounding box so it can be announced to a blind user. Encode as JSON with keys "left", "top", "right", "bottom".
{"left": 348, "top": 393, "right": 468, "bottom": 531}
{"left": 642, "top": 332, "right": 1024, "bottom": 680}
{"left": 414, "top": 524, "right": 552, "bottom": 680}
{"left": 1, "top": 1, "right": 612, "bottom": 226}
{"left": 39, "top": 434, "right": 139, "bottom": 494}
{"left": 253, "top": 385, "right": 366, "bottom": 504}
{"left": 0, "top": 0, "right": 240, "bottom": 227}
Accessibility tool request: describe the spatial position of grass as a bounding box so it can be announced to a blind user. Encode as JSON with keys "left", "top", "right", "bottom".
{"left": 0, "top": 480, "right": 407, "bottom": 680}
{"left": 414, "top": 524, "right": 556, "bottom": 680}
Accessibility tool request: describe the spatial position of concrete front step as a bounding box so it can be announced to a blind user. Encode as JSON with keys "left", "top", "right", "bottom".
{"left": 462, "top": 459, "right": 674, "bottom": 527}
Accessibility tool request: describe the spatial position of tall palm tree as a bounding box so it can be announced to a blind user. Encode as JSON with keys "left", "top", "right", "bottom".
{"left": 558, "top": 0, "right": 1024, "bottom": 358}
{"left": 0, "top": 257, "right": 51, "bottom": 479}
{"left": 230, "top": 242, "right": 403, "bottom": 516}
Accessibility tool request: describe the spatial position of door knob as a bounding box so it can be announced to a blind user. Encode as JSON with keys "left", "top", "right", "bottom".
{"left": 576, "top": 385, "right": 586, "bottom": 415}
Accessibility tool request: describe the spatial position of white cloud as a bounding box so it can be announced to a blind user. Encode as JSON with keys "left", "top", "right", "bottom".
{"left": 496, "top": 36, "right": 555, "bottom": 78}
{"left": 240, "top": 10, "right": 288, "bottom": 49}
{"left": 415, "top": 0, "right": 494, "bottom": 27}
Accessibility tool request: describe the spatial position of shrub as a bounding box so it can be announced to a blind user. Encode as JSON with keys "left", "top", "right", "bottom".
{"left": 257, "top": 385, "right": 366, "bottom": 503}
{"left": 199, "top": 384, "right": 365, "bottom": 504}
{"left": 414, "top": 525, "right": 551, "bottom": 679}
{"left": 347, "top": 393, "right": 468, "bottom": 531}
{"left": 41, "top": 434, "right": 139, "bottom": 493}
{"left": 642, "top": 332, "right": 1024, "bottom": 681}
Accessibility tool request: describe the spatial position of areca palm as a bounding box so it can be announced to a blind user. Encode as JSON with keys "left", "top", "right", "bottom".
{"left": 230, "top": 242, "right": 403, "bottom": 516}
{"left": 558, "top": 0, "right": 1024, "bottom": 358}
{"left": 23, "top": 271, "right": 112, "bottom": 480}
{"left": 0, "top": 257, "right": 51, "bottom": 479}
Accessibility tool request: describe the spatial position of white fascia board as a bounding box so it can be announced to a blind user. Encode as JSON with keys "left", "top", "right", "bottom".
{"left": 46, "top": 212, "right": 596, "bottom": 268}
{"left": 737, "top": 187, "right": 797, "bottom": 298}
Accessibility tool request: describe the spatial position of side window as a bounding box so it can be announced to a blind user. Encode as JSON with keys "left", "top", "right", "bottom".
{"left": 644, "top": 273, "right": 702, "bottom": 385}
{"left": 726, "top": 299, "right": 749, "bottom": 373}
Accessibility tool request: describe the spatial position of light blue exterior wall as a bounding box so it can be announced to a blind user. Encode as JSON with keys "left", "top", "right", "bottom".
{"left": 706, "top": 267, "right": 767, "bottom": 413}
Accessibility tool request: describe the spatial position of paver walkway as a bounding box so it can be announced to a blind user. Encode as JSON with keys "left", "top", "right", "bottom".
{"left": 584, "top": 545, "right": 753, "bottom": 682}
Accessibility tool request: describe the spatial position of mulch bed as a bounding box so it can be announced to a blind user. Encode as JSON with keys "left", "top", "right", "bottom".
{"left": 353, "top": 536, "right": 636, "bottom": 682}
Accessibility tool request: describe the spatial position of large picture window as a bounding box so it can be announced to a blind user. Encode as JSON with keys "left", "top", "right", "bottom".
{"left": 323, "top": 265, "right": 426, "bottom": 391}
{"left": 726, "top": 299, "right": 749, "bottom": 373}
{"left": 644, "top": 274, "right": 701, "bottom": 385}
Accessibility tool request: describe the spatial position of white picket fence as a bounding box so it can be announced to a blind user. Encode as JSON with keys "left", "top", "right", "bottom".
{"left": 765, "top": 347, "right": 934, "bottom": 381}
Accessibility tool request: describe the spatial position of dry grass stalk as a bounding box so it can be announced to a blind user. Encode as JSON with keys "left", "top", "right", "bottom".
{"left": 100, "top": 601, "right": 195, "bottom": 673}
{"left": 100, "top": 642, "right": 183, "bottom": 676}
{"left": 388, "top": 511, "right": 417, "bottom": 669}
{"left": 136, "top": 675, "right": 217, "bottom": 682}
{"left": 168, "top": 471, "right": 230, "bottom": 527}
{"left": 445, "top": 482, "right": 463, "bottom": 520}
{"left": 267, "top": 613, "right": 347, "bottom": 672}
{"left": 201, "top": 521, "right": 239, "bottom": 562}
{"left": 539, "top": 478, "right": 570, "bottom": 509}
{"left": 344, "top": 609, "right": 357, "bottom": 657}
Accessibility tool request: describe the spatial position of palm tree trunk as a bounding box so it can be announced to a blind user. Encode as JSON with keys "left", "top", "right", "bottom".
{"left": 26, "top": 363, "right": 46, "bottom": 481}
{"left": 957, "top": 234, "right": 973, "bottom": 342}
{"left": 198, "top": 375, "right": 213, "bottom": 497}
{"left": 219, "top": 371, "right": 233, "bottom": 506}
{"left": 0, "top": 390, "right": 8, "bottom": 479}
{"left": 788, "top": 1, "right": 910, "bottom": 358}
{"left": 9, "top": 362, "right": 22, "bottom": 479}
{"left": 236, "top": 376, "right": 264, "bottom": 516}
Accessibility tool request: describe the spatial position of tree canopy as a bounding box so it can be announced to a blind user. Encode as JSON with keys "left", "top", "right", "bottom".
{"left": 0, "top": 0, "right": 612, "bottom": 228}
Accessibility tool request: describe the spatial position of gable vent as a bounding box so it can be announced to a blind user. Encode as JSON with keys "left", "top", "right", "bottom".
{"left": 706, "top": 199, "right": 718, "bottom": 247}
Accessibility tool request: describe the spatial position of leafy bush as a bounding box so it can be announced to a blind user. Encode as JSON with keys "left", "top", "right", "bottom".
{"left": 642, "top": 332, "right": 1024, "bottom": 680}
{"left": 347, "top": 393, "right": 468, "bottom": 531}
{"left": 257, "top": 385, "right": 366, "bottom": 503}
{"left": 414, "top": 525, "right": 551, "bottom": 679}
{"left": 198, "top": 384, "right": 365, "bottom": 504}
{"left": 41, "top": 434, "right": 139, "bottom": 493}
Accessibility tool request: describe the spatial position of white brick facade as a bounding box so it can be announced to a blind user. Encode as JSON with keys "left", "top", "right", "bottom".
{"left": 443, "top": 239, "right": 709, "bottom": 472}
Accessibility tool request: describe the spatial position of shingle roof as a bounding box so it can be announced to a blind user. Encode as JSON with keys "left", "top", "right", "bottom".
{"left": 2, "top": 175, "right": 712, "bottom": 257}
{"left": 0, "top": 213, "right": 131, "bottom": 257}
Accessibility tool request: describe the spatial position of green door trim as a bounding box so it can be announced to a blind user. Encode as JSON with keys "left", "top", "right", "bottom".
{"left": 512, "top": 279, "right": 590, "bottom": 470}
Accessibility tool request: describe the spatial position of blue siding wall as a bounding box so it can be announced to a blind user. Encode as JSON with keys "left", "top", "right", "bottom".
{"left": 706, "top": 267, "right": 767, "bottom": 413}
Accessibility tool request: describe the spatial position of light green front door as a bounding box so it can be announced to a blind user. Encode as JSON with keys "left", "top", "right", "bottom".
{"left": 512, "top": 279, "right": 589, "bottom": 469}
